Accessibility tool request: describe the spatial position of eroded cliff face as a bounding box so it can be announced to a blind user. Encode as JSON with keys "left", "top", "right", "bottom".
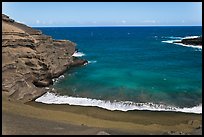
{"left": 2, "top": 14, "right": 87, "bottom": 102}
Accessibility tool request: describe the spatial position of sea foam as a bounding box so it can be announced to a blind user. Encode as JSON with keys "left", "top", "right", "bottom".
{"left": 167, "top": 36, "right": 182, "bottom": 39}
{"left": 183, "top": 36, "right": 200, "bottom": 39}
{"left": 162, "top": 40, "right": 181, "bottom": 44}
{"left": 162, "top": 35, "right": 202, "bottom": 50}
{"left": 35, "top": 92, "right": 202, "bottom": 114}
{"left": 72, "top": 51, "right": 85, "bottom": 57}
{"left": 52, "top": 75, "right": 65, "bottom": 85}
{"left": 88, "top": 60, "right": 97, "bottom": 64}
{"left": 173, "top": 43, "right": 202, "bottom": 50}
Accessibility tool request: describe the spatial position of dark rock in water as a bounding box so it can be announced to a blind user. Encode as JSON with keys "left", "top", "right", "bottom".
{"left": 2, "top": 14, "right": 87, "bottom": 102}
{"left": 71, "top": 58, "right": 88, "bottom": 67}
{"left": 173, "top": 36, "right": 202, "bottom": 46}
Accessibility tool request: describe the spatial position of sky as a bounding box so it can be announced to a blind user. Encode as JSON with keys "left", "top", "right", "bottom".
{"left": 2, "top": 2, "right": 202, "bottom": 27}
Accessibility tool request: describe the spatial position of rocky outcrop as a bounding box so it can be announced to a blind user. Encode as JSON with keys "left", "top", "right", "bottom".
{"left": 2, "top": 14, "right": 87, "bottom": 102}
{"left": 173, "top": 36, "right": 202, "bottom": 46}
{"left": 71, "top": 57, "right": 88, "bottom": 67}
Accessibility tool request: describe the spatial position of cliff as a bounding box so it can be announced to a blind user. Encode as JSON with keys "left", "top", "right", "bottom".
{"left": 2, "top": 14, "right": 87, "bottom": 102}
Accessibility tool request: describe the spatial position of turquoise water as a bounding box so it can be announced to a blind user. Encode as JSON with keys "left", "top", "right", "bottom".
{"left": 36, "top": 27, "right": 202, "bottom": 109}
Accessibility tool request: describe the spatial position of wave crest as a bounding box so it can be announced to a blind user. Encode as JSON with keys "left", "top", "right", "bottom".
{"left": 183, "top": 36, "right": 200, "bottom": 39}
{"left": 35, "top": 92, "right": 202, "bottom": 114}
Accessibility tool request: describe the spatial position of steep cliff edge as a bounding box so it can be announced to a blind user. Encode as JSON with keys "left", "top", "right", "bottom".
{"left": 2, "top": 14, "right": 87, "bottom": 102}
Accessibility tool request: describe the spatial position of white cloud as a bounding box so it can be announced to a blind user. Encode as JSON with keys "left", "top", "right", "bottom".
{"left": 35, "top": 20, "right": 48, "bottom": 26}
{"left": 36, "top": 20, "right": 40, "bottom": 24}
{"left": 121, "top": 20, "right": 127, "bottom": 24}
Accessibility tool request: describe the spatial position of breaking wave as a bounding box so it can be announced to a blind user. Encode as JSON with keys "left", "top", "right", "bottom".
{"left": 88, "top": 60, "right": 97, "bottom": 64}
{"left": 72, "top": 51, "right": 85, "bottom": 57}
{"left": 52, "top": 75, "right": 65, "bottom": 85}
{"left": 162, "top": 35, "right": 202, "bottom": 50}
{"left": 35, "top": 92, "right": 202, "bottom": 114}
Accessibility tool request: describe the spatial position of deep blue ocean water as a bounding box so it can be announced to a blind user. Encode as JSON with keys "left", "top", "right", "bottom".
{"left": 35, "top": 26, "right": 202, "bottom": 113}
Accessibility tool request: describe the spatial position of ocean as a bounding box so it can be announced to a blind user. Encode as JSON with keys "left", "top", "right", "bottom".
{"left": 35, "top": 26, "right": 202, "bottom": 114}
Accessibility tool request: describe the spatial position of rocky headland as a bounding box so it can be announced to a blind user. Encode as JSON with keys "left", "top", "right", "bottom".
{"left": 173, "top": 36, "right": 202, "bottom": 46}
{"left": 2, "top": 14, "right": 87, "bottom": 102}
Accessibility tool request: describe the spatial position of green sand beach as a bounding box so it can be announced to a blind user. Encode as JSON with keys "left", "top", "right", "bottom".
{"left": 2, "top": 93, "right": 202, "bottom": 135}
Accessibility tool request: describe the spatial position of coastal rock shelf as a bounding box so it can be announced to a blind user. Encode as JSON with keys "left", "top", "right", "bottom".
{"left": 173, "top": 36, "right": 202, "bottom": 46}
{"left": 2, "top": 14, "right": 87, "bottom": 102}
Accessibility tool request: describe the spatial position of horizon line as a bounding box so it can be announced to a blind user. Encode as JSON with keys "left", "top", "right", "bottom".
{"left": 32, "top": 25, "right": 202, "bottom": 28}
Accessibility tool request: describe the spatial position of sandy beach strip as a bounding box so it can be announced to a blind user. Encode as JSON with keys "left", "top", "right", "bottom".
{"left": 2, "top": 93, "right": 202, "bottom": 135}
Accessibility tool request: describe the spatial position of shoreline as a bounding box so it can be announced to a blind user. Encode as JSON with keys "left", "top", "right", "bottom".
{"left": 35, "top": 92, "right": 202, "bottom": 114}
{"left": 3, "top": 93, "right": 202, "bottom": 135}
